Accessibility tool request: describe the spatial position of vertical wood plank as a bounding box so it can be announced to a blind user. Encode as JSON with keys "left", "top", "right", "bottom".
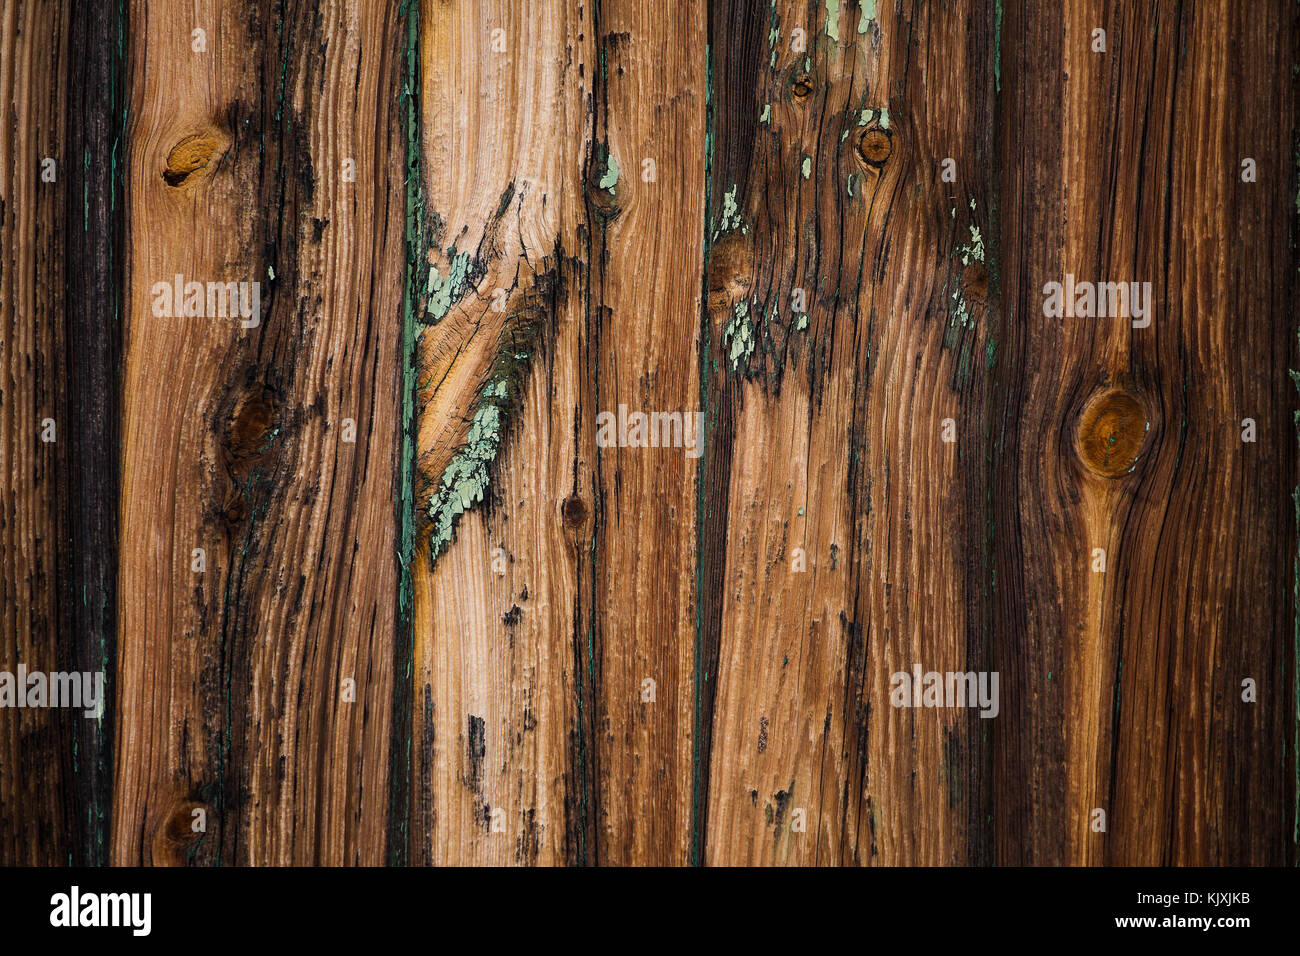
{"left": 0, "top": 0, "right": 70, "bottom": 865}
{"left": 992, "top": 0, "right": 1298, "bottom": 865}
{"left": 702, "top": 0, "right": 996, "bottom": 864}
{"left": 410, "top": 0, "right": 706, "bottom": 867}
{"left": 409, "top": 0, "right": 595, "bottom": 865}
{"left": 587, "top": 0, "right": 706, "bottom": 865}
{"left": 114, "top": 0, "right": 404, "bottom": 864}
{"left": 63, "top": 0, "right": 127, "bottom": 866}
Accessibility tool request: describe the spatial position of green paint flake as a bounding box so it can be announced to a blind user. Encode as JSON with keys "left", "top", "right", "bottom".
{"left": 948, "top": 211, "right": 987, "bottom": 332}
{"left": 959, "top": 224, "right": 985, "bottom": 266}
{"left": 858, "top": 108, "right": 875, "bottom": 126}
{"left": 425, "top": 250, "right": 472, "bottom": 324}
{"left": 826, "top": 0, "right": 841, "bottom": 40}
{"left": 724, "top": 299, "right": 756, "bottom": 370}
{"left": 598, "top": 153, "right": 619, "bottom": 193}
{"left": 428, "top": 378, "right": 513, "bottom": 559}
{"left": 861, "top": 0, "right": 877, "bottom": 29}
{"left": 716, "top": 184, "right": 745, "bottom": 238}
{"left": 760, "top": 103, "right": 771, "bottom": 125}
{"left": 796, "top": 313, "right": 808, "bottom": 331}
{"left": 801, "top": 156, "right": 812, "bottom": 178}
{"left": 878, "top": 107, "right": 890, "bottom": 129}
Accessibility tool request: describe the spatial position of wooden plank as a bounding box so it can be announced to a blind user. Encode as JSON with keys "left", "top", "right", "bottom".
{"left": 586, "top": 0, "right": 706, "bottom": 866}
{"left": 113, "top": 0, "right": 404, "bottom": 864}
{"left": 408, "top": 0, "right": 596, "bottom": 866}
{"left": 991, "top": 0, "right": 1298, "bottom": 865}
{"left": 701, "top": 0, "right": 996, "bottom": 864}
{"left": 62, "top": 0, "right": 127, "bottom": 867}
{"left": 409, "top": 0, "right": 706, "bottom": 866}
{"left": 0, "top": 0, "right": 70, "bottom": 865}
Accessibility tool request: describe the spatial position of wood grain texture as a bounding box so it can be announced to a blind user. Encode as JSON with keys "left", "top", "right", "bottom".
{"left": 701, "top": 0, "right": 996, "bottom": 866}
{"left": 114, "top": 0, "right": 404, "bottom": 865}
{"left": 992, "top": 0, "right": 1298, "bottom": 866}
{"left": 409, "top": 0, "right": 704, "bottom": 866}
{"left": 0, "top": 0, "right": 1295, "bottom": 868}
{"left": 409, "top": 0, "right": 594, "bottom": 866}
{"left": 0, "top": 0, "right": 70, "bottom": 865}
{"left": 0, "top": 0, "right": 122, "bottom": 867}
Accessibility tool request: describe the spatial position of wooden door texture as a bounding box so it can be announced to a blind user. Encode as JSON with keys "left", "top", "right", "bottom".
{"left": 0, "top": 0, "right": 1296, "bottom": 866}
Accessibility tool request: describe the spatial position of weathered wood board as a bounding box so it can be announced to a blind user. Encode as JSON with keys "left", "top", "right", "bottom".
{"left": 0, "top": 0, "right": 1294, "bottom": 867}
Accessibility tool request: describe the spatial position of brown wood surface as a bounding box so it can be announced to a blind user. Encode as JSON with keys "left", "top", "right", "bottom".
{"left": 0, "top": 0, "right": 1295, "bottom": 867}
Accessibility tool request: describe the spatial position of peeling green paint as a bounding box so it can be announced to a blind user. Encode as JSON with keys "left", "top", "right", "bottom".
{"left": 796, "top": 313, "right": 808, "bottom": 331}
{"left": 724, "top": 299, "right": 756, "bottom": 370}
{"left": 949, "top": 205, "right": 986, "bottom": 334}
{"left": 760, "top": 103, "right": 771, "bottom": 125}
{"left": 878, "top": 107, "right": 890, "bottom": 129}
{"left": 424, "top": 250, "right": 472, "bottom": 324}
{"left": 715, "top": 184, "right": 745, "bottom": 238}
{"left": 959, "top": 224, "right": 985, "bottom": 266}
{"left": 598, "top": 153, "right": 619, "bottom": 193}
{"left": 426, "top": 320, "right": 539, "bottom": 560}
{"left": 826, "top": 0, "right": 841, "bottom": 40}
{"left": 801, "top": 156, "right": 812, "bottom": 178}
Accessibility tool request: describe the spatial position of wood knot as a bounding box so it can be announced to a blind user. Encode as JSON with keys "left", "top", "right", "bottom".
{"left": 791, "top": 73, "right": 814, "bottom": 99}
{"left": 152, "top": 799, "right": 208, "bottom": 863}
{"left": 1076, "top": 390, "right": 1149, "bottom": 478}
{"left": 225, "top": 389, "right": 276, "bottom": 465}
{"left": 163, "top": 132, "right": 224, "bottom": 187}
{"left": 561, "top": 494, "right": 588, "bottom": 529}
{"left": 857, "top": 128, "right": 892, "bottom": 167}
{"left": 707, "top": 230, "right": 754, "bottom": 301}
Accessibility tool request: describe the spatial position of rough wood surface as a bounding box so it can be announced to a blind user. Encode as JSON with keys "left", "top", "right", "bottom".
{"left": 0, "top": 0, "right": 1295, "bottom": 868}
{"left": 113, "top": 0, "right": 404, "bottom": 865}
{"left": 700, "top": 0, "right": 995, "bottom": 866}
{"left": 992, "top": 0, "right": 1297, "bottom": 866}
{"left": 0, "top": 0, "right": 70, "bottom": 865}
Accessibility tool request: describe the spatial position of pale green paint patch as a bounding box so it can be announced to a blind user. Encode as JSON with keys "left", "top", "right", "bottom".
{"left": 428, "top": 379, "right": 508, "bottom": 558}
{"left": 801, "top": 156, "right": 812, "bottom": 178}
{"left": 796, "top": 313, "right": 808, "bottom": 331}
{"left": 760, "top": 103, "right": 771, "bottom": 124}
{"left": 826, "top": 0, "right": 841, "bottom": 40}
{"left": 858, "top": 107, "right": 875, "bottom": 126}
{"left": 725, "top": 299, "right": 756, "bottom": 370}
{"left": 425, "top": 251, "right": 472, "bottom": 324}
{"left": 860, "top": 0, "right": 876, "bottom": 31}
{"left": 598, "top": 154, "right": 619, "bottom": 193}
{"left": 949, "top": 205, "right": 986, "bottom": 333}
{"left": 716, "top": 184, "right": 745, "bottom": 238}
{"left": 959, "top": 224, "right": 985, "bottom": 266}
{"left": 878, "top": 107, "right": 890, "bottom": 129}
